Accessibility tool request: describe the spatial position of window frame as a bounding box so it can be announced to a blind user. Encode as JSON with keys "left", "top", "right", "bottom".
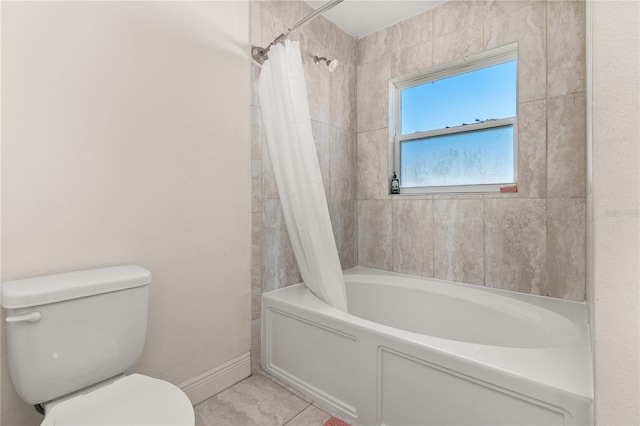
{"left": 390, "top": 43, "right": 519, "bottom": 194}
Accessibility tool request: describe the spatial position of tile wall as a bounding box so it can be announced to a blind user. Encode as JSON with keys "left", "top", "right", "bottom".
{"left": 251, "top": 0, "right": 357, "bottom": 371}
{"left": 356, "top": 0, "right": 586, "bottom": 301}
{"left": 252, "top": 0, "right": 586, "bottom": 372}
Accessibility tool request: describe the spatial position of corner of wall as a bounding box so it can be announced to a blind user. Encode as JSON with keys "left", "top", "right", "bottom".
{"left": 180, "top": 353, "right": 251, "bottom": 406}
{"left": 584, "top": 0, "right": 595, "bottom": 356}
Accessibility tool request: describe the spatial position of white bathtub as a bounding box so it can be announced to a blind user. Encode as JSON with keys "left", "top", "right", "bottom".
{"left": 262, "top": 267, "right": 593, "bottom": 426}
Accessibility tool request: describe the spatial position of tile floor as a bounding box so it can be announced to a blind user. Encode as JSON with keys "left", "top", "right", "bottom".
{"left": 194, "top": 373, "right": 334, "bottom": 426}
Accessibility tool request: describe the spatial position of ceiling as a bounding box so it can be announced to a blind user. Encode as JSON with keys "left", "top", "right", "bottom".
{"left": 304, "top": 0, "right": 445, "bottom": 39}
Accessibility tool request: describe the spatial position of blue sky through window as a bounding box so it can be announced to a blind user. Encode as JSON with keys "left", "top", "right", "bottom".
{"left": 400, "top": 60, "right": 516, "bottom": 135}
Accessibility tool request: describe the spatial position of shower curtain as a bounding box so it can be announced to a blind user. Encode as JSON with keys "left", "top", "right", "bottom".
{"left": 258, "top": 40, "right": 348, "bottom": 312}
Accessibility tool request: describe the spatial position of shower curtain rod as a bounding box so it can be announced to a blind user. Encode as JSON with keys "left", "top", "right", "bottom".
{"left": 252, "top": 0, "right": 344, "bottom": 64}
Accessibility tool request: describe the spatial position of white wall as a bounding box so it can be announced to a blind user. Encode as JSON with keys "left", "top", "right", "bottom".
{"left": 587, "top": 1, "right": 640, "bottom": 425}
{"left": 0, "top": 3, "right": 3, "bottom": 424}
{"left": 1, "top": 2, "right": 251, "bottom": 424}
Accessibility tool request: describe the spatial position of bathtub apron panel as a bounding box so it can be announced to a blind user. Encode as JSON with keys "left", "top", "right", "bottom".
{"left": 262, "top": 267, "right": 593, "bottom": 426}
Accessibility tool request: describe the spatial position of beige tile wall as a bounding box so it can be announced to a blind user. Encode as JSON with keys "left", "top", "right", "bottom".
{"left": 251, "top": 0, "right": 357, "bottom": 372}
{"left": 252, "top": 0, "right": 586, "bottom": 371}
{"left": 356, "top": 0, "right": 586, "bottom": 301}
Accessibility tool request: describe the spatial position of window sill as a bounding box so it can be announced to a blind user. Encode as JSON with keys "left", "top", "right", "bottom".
{"left": 396, "top": 183, "right": 516, "bottom": 195}
{"left": 390, "top": 185, "right": 518, "bottom": 199}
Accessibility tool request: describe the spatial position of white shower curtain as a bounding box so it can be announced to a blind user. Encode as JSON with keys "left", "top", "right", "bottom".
{"left": 258, "top": 40, "right": 348, "bottom": 312}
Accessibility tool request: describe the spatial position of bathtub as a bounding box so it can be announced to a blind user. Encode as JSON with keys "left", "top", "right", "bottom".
{"left": 262, "top": 267, "right": 593, "bottom": 425}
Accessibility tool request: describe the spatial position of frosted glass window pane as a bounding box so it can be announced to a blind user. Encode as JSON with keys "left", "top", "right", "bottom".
{"left": 400, "top": 61, "right": 516, "bottom": 135}
{"left": 400, "top": 125, "right": 514, "bottom": 188}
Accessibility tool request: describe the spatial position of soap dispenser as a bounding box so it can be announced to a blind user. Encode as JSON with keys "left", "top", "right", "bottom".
{"left": 391, "top": 172, "right": 400, "bottom": 194}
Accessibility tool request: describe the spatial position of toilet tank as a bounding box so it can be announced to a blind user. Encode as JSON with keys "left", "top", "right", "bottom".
{"left": 1, "top": 265, "right": 151, "bottom": 405}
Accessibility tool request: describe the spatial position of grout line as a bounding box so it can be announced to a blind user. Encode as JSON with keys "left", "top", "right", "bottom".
{"left": 544, "top": 0, "right": 550, "bottom": 299}
{"left": 482, "top": 195, "right": 487, "bottom": 287}
{"left": 282, "top": 403, "right": 313, "bottom": 426}
{"left": 431, "top": 198, "right": 435, "bottom": 279}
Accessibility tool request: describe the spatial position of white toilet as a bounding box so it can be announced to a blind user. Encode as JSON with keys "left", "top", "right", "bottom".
{"left": 2, "top": 265, "right": 195, "bottom": 425}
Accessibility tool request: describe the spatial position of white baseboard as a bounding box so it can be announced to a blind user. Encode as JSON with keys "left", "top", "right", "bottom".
{"left": 179, "top": 352, "right": 251, "bottom": 406}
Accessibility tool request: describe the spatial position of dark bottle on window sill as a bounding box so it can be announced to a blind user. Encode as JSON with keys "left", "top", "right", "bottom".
{"left": 391, "top": 172, "right": 400, "bottom": 194}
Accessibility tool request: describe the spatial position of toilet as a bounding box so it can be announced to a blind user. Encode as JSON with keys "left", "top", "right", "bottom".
{"left": 2, "top": 265, "right": 195, "bottom": 425}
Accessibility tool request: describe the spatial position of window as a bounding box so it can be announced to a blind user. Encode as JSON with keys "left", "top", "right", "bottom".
{"left": 391, "top": 44, "right": 518, "bottom": 193}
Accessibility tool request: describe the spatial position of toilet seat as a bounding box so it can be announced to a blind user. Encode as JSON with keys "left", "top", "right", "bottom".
{"left": 41, "top": 374, "right": 194, "bottom": 426}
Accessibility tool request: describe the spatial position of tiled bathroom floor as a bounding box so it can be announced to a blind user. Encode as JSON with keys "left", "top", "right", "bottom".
{"left": 194, "top": 373, "right": 333, "bottom": 426}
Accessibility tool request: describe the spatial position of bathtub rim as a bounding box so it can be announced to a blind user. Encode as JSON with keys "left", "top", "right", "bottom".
{"left": 344, "top": 267, "right": 586, "bottom": 348}
{"left": 344, "top": 266, "right": 588, "bottom": 308}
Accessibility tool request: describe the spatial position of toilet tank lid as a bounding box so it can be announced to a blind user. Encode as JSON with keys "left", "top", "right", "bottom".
{"left": 1, "top": 265, "right": 151, "bottom": 309}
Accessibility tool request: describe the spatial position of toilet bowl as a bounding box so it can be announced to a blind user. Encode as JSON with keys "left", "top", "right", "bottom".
{"left": 2, "top": 265, "right": 195, "bottom": 425}
{"left": 41, "top": 374, "right": 194, "bottom": 426}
